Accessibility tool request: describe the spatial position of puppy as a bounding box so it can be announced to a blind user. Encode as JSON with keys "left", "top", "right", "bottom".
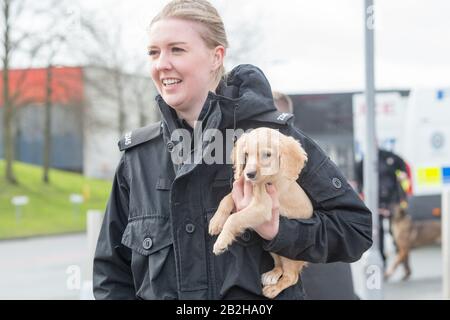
{"left": 208, "top": 127, "right": 313, "bottom": 299}
{"left": 385, "top": 204, "right": 441, "bottom": 281}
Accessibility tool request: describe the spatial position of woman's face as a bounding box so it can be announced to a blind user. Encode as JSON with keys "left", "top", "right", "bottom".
{"left": 148, "top": 18, "right": 223, "bottom": 113}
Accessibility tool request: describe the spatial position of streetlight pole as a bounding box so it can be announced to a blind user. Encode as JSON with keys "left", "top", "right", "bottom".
{"left": 360, "top": 0, "right": 384, "bottom": 300}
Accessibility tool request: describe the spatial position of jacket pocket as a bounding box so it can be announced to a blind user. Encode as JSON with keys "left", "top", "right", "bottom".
{"left": 212, "top": 177, "right": 232, "bottom": 188}
{"left": 121, "top": 216, "right": 172, "bottom": 256}
{"left": 211, "top": 167, "right": 234, "bottom": 208}
{"left": 121, "top": 216, "right": 177, "bottom": 300}
{"left": 301, "top": 159, "right": 349, "bottom": 209}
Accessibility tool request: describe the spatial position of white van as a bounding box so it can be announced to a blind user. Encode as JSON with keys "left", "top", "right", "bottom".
{"left": 353, "top": 88, "right": 450, "bottom": 220}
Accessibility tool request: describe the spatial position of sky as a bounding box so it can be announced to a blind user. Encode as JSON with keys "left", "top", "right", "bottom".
{"left": 18, "top": 0, "right": 450, "bottom": 94}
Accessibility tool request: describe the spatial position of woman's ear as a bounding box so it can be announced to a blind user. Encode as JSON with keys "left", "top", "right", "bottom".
{"left": 280, "top": 135, "right": 308, "bottom": 180}
{"left": 212, "top": 45, "right": 225, "bottom": 70}
{"left": 231, "top": 133, "right": 247, "bottom": 180}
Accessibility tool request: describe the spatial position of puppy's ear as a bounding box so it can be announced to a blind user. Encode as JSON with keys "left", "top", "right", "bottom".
{"left": 280, "top": 135, "right": 308, "bottom": 180}
{"left": 231, "top": 133, "right": 247, "bottom": 180}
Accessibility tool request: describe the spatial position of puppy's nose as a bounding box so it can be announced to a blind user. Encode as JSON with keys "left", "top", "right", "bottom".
{"left": 246, "top": 171, "right": 257, "bottom": 179}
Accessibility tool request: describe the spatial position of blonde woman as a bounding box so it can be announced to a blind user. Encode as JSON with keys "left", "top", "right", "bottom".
{"left": 94, "top": 0, "right": 372, "bottom": 300}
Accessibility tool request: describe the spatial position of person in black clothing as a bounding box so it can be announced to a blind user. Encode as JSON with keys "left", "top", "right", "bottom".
{"left": 355, "top": 148, "right": 409, "bottom": 266}
{"left": 93, "top": 0, "right": 373, "bottom": 300}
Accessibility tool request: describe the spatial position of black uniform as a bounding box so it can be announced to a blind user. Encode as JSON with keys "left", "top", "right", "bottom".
{"left": 93, "top": 64, "right": 373, "bottom": 300}
{"left": 355, "top": 149, "right": 408, "bottom": 208}
{"left": 355, "top": 148, "right": 408, "bottom": 264}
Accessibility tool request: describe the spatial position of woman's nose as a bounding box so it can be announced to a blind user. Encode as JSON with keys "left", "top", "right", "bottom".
{"left": 155, "top": 52, "right": 172, "bottom": 71}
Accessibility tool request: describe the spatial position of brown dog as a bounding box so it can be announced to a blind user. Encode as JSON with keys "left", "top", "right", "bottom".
{"left": 208, "top": 127, "right": 313, "bottom": 299}
{"left": 385, "top": 204, "right": 441, "bottom": 281}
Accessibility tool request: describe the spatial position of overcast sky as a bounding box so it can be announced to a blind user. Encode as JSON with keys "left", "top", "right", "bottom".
{"left": 72, "top": 0, "right": 450, "bottom": 93}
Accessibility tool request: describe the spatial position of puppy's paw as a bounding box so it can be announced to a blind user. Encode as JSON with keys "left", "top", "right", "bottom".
{"left": 212, "top": 241, "right": 228, "bottom": 255}
{"left": 262, "top": 285, "right": 281, "bottom": 299}
{"left": 212, "top": 230, "right": 234, "bottom": 255}
{"left": 208, "top": 212, "right": 227, "bottom": 236}
{"left": 402, "top": 271, "right": 411, "bottom": 281}
{"left": 261, "top": 268, "right": 283, "bottom": 286}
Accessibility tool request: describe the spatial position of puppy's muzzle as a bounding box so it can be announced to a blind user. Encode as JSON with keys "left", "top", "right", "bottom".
{"left": 246, "top": 171, "right": 257, "bottom": 180}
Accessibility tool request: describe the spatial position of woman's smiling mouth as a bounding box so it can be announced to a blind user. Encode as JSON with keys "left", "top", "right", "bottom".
{"left": 162, "top": 78, "right": 182, "bottom": 87}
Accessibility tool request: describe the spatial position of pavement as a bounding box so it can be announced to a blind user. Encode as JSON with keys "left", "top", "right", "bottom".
{"left": 383, "top": 245, "right": 442, "bottom": 300}
{"left": 351, "top": 228, "right": 443, "bottom": 300}
{"left": 0, "top": 232, "right": 445, "bottom": 300}
{"left": 0, "top": 234, "right": 87, "bottom": 300}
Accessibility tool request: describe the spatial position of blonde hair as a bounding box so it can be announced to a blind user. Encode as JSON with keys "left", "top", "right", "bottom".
{"left": 150, "top": 0, "right": 228, "bottom": 88}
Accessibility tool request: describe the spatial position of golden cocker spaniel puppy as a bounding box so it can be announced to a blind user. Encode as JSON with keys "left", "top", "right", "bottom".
{"left": 209, "top": 127, "right": 313, "bottom": 299}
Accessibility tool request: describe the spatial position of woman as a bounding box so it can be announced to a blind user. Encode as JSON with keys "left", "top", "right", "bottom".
{"left": 93, "top": 0, "right": 372, "bottom": 300}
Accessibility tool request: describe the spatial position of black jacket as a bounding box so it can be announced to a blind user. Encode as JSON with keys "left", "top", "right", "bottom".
{"left": 355, "top": 149, "right": 408, "bottom": 207}
{"left": 93, "top": 64, "right": 373, "bottom": 300}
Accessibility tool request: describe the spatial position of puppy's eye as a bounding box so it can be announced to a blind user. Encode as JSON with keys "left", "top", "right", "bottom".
{"left": 263, "top": 151, "right": 271, "bottom": 158}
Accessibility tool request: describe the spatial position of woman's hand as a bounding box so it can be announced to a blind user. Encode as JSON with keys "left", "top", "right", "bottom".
{"left": 231, "top": 176, "right": 280, "bottom": 241}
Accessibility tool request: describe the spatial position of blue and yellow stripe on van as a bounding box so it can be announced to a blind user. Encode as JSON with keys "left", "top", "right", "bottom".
{"left": 443, "top": 167, "right": 450, "bottom": 184}
{"left": 416, "top": 166, "right": 450, "bottom": 185}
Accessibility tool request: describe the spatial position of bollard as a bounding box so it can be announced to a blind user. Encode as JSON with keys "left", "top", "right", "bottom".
{"left": 80, "top": 209, "right": 103, "bottom": 300}
{"left": 443, "top": 187, "right": 450, "bottom": 300}
{"left": 70, "top": 194, "right": 84, "bottom": 219}
{"left": 11, "top": 196, "right": 29, "bottom": 223}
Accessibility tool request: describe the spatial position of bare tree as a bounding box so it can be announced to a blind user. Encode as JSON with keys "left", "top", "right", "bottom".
{"left": 129, "top": 57, "right": 159, "bottom": 127}
{"left": 1, "top": 0, "right": 38, "bottom": 184}
{"left": 2, "top": 0, "right": 17, "bottom": 183}
{"left": 42, "top": 35, "right": 68, "bottom": 183}
{"left": 78, "top": 18, "right": 129, "bottom": 137}
{"left": 36, "top": 3, "right": 75, "bottom": 183}
{"left": 212, "top": 1, "right": 265, "bottom": 71}
{"left": 1, "top": 0, "right": 62, "bottom": 184}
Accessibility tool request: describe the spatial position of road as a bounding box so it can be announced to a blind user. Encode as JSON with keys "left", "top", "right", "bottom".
{"left": 351, "top": 231, "right": 443, "bottom": 300}
{"left": 0, "top": 233, "right": 444, "bottom": 300}
{"left": 382, "top": 244, "right": 442, "bottom": 300}
{"left": 0, "top": 234, "right": 86, "bottom": 300}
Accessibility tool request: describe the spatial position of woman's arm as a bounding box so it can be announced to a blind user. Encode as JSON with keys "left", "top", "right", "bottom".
{"left": 261, "top": 125, "right": 373, "bottom": 263}
{"left": 93, "top": 155, "right": 136, "bottom": 299}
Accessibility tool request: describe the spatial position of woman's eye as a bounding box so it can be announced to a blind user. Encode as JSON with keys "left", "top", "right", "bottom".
{"left": 172, "top": 47, "right": 185, "bottom": 53}
{"left": 148, "top": 50, "right": 158, "bottom": 56}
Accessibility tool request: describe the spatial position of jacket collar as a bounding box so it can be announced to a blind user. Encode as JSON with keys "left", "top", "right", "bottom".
{"left": 156, "top": 91, "right": 219, "bottom": 137}
{"left": 155, "top": 64, "right": 278, "bottom": 136}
